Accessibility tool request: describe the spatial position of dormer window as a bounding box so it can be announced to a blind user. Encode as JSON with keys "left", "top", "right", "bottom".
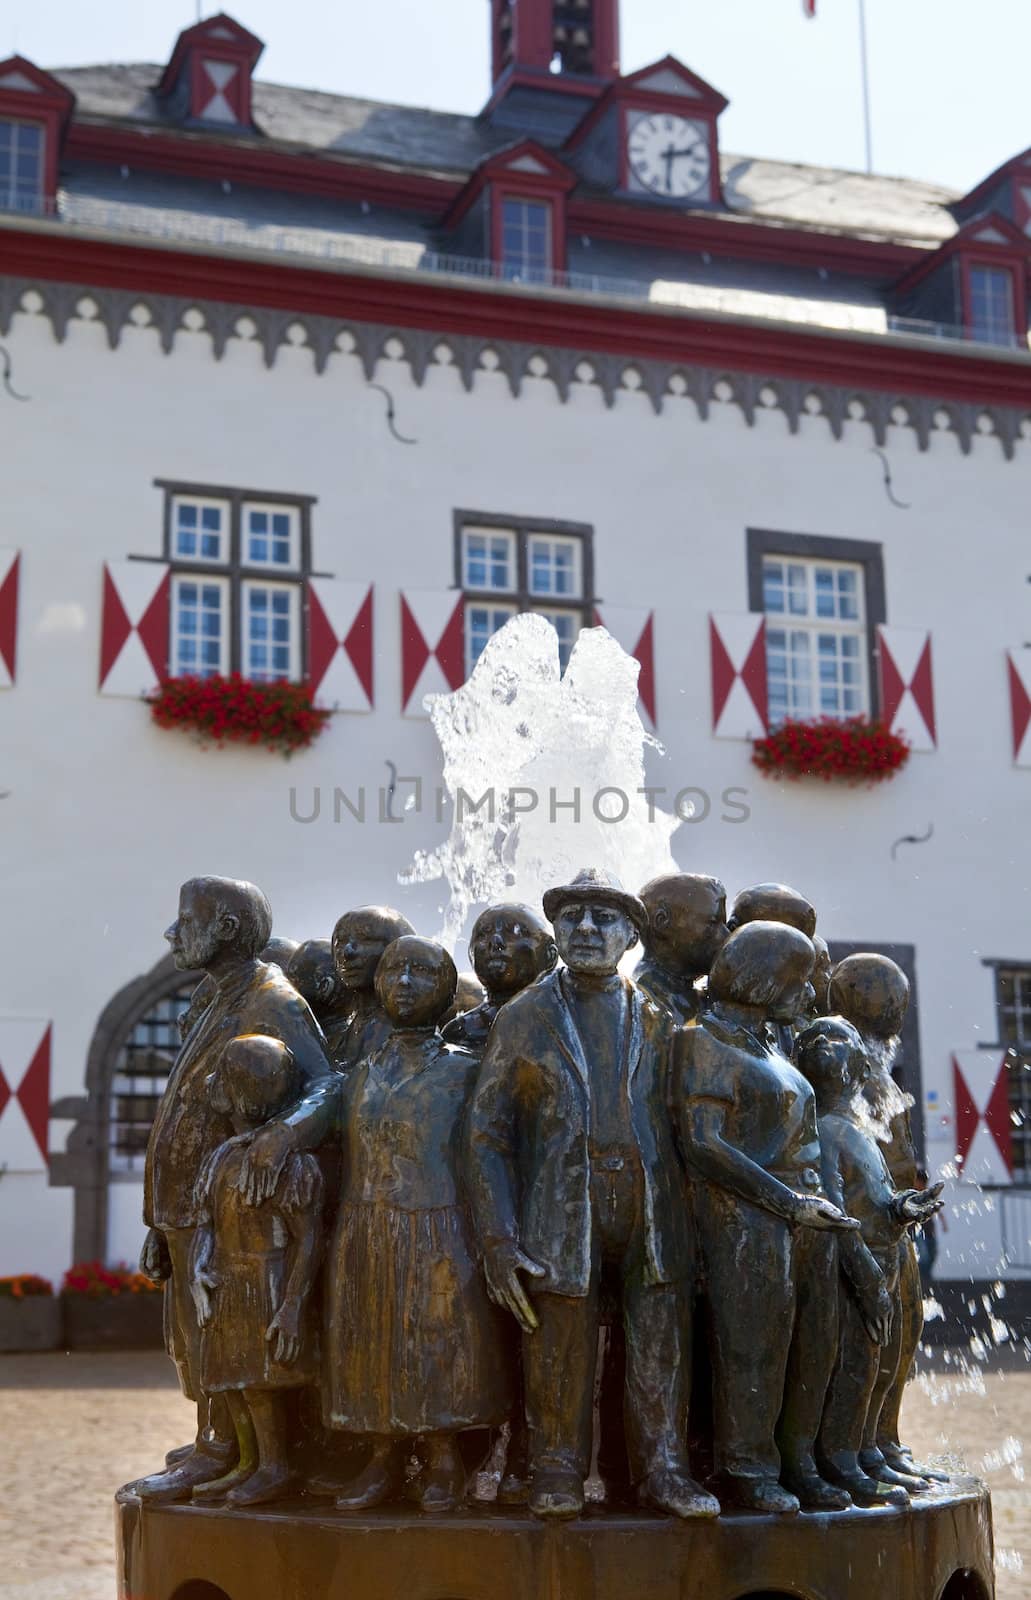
{"left": 0, "top": 56, "right": 74, "bottom": 216}
{"left": 155, "top": 13, "right": 264, "bottom": 132}
{"left": 968, "top": 264, "right": 1016, "bottom": 347}
{"left": 0, "top": 118, "right": 43, "bottom": 213}
{"left": 890, "top": 213, "right": 1028, "bottom": 351}
{"left": 442, "top": 140, "right": 576, "bottom": 280}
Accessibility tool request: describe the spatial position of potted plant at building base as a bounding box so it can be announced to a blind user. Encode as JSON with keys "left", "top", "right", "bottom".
{"left": 0, "top": 1275, "right": 60, "bottom": 1353}
{"left": 61, "top": 1262, "right": 164, "bottom": 1351}
{"left": 752, "top": 715, "right": 910, "bottom": 785}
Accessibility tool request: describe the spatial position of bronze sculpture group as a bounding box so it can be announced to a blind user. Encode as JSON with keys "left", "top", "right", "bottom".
{"left": 128, "top": 868, "right": 943, "bottom": 1522}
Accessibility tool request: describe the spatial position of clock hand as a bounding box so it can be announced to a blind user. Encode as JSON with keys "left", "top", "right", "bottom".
{"left": 661, "top": 143, "right": 675, "bottom": 192}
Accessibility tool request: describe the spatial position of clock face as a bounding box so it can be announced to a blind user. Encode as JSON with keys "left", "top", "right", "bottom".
{"left": 626, "top": 113, "right": 712, "bottom": 201}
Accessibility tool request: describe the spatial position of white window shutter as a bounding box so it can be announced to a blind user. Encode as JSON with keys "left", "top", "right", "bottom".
{"left": 0, "top": 549, "right": 20, "bottom": 689}
{"left": 99, "top": 561, "right": 170, "bottom": 697}
{"left": 710, "top": 612, "right": 768, "bottom": 738}
{"left": 952, "top": 1050, "right": 1012, "bottom": 1187}
{"left": 595, "top": 605, "right": 656, "bottom": 727}
{"left": 1007, "top": 648, "right": 1031, "bottom": 767}
{"left": 400, "top": 590, "right": 465, "bottom": 715}
{"left": 877, "top": 625, "right": 936, "bottom": 750}
{"left": 0, "top": 1019, "right": 51, "bottom": 1172}
{"left": 308, "top": 580, "right": 374, "bottom": 712}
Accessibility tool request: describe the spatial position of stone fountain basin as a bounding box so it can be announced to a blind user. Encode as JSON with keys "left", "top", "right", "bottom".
{"left": 116, "top": 1476, "right": 993, "bottom": 1600}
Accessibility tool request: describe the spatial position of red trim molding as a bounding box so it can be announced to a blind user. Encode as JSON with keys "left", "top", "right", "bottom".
{"left": 5, "top": 223, "right": 1031, "bottom": 409}
{"left": 66, "top": 122, "right": 457, "bottom": 213}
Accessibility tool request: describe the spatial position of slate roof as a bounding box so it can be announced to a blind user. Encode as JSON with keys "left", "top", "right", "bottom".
{"left": 53, "top": 63, "right": 959, "bottom": 248}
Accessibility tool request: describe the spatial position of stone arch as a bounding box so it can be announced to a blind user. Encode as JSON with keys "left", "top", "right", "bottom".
{"left": 49, "top": 951, "right": 200, "bottom": 1262}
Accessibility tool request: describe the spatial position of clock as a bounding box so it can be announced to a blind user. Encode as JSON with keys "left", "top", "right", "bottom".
{"left": 626, "top": 112, "right": 712, "bottom": 201}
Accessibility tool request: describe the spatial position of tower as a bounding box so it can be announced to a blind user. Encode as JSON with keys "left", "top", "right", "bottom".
{"left": 487, "top": 0, "right": 620, "bottom": 135}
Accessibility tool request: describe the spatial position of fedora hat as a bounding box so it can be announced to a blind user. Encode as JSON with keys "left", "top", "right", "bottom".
{"left": 542, "top": 867, "right": 648, "bottom": 938}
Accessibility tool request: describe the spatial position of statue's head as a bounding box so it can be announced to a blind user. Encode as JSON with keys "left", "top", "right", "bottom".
{"left": 709, "top": 920, "right": 816, "bottom": 1023}
{"left": 331, "top": 906, "right": 416, "bottom": 993}
{"left": 375, "top": 936, "right": 457, "bottom": 1029}
{"left": 166, "top": 877, "right": 273, "bottom": 972}
{"left": 261, "top": 936, "right": 299, "bottom": 971}
{"left": 468, "top": 903, "right": 557, "bottom": 997}
{"left": 796, "top": 1015, "right": 869, "bottom": 1104}
{"left": 212, "top": 1033, "right": 298, "bottom": 1128}
{"left": 829, "top": 953, "right": 910, "bottom": 1041}
{"left": 287, "top": 939, "right": 340, "bottom": 1014}
{"left": 543, "top": 868, "right": 646, "bottom": 978}
{"left": 638, "top": 872, "right": 728, "bottom": 977}
{"left": 728, "top": 882, "right": 817, "bottom": 940}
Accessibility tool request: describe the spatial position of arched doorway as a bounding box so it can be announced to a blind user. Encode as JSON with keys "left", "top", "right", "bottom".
{"left": 49, "top": 951, "right": 199, "bottom": 1262}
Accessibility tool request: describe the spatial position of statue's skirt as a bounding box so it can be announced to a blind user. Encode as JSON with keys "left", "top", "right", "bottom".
{"left": 116, "top": 1476, "right": 995, "bottom": 1600}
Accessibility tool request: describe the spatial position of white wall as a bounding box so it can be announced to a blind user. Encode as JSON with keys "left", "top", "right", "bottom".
{"left": 0, "top": 293, "right": 1027, "bottom": 1280}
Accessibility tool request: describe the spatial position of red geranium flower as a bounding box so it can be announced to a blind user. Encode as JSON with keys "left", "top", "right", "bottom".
{"left": 752, "top": 715, "right": 910, "bottom": 785}
{"left": 146, "top": 674, "right": 331, "bottom": 757}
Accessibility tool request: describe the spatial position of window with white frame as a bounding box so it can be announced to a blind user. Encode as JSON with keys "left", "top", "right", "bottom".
{"left": 499, "top": 197, "right": 553, "bottom": 282}
{"left": 160, "top": 482, "right": 312, "bottom": 681}
{"left": 996, "top": 966, "right": 1031, "bottom": 1184}
{"left": 968, "top": 265, "right": 1015, "bottom": 347}
{"left": 762, "top": 555, "right": 868, "bottom": 724}
{"left": 456, "top": 514, "right": 594, "bottom": 675}
{"left": 0, "top": 119, "right": 44, "bottom": 213}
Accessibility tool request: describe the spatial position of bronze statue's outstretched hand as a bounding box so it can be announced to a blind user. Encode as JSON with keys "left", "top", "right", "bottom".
{"left": 266, "top": 1298, "right": 302, "bottom": 1365}
{"left": 791, "top": 1195, "right": 861, "bottom": 1232}
{"left": 139, "top": 1226, "right": 172, "bottom": 1284}
{"left": 483, "top": 1242, "right": 546, "bottom": 1334}
{"left": 237, "top": 1123, "right": 293, "bottom": 1205}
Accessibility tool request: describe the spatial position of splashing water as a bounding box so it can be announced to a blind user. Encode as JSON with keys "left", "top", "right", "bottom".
{"left": 402, "top": 615, "right": 681, "bottom": 949}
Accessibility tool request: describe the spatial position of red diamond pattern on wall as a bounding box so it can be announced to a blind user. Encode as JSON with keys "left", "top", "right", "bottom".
{"left": 594, "top": 606, "right": 656, "bottom": 727}
{"left": 952, "top": 1050, "right": 1012, "bottom": 1187}
{"left": 99, "top": 561, "right": 170, "bottom": 698}
{"left": 0, "top": 1020, "right": 51, "bottom": 1172}
{"left": 709, "top": 612, "right": 768, "bottom": 739}
{"left": 400, "top": 590, "right": 466, "bottom": 715}
{"left": 309, "top": 580, "right": 374, "bottom": 712}
{"left": 877, "top": 625, "right": 936, "bottom": 751}
{"left": 0, "top": 549, "right": 19, "bottom": 688}
{"left": 1007, "top": 648, "right": 1031, "bottom": 766}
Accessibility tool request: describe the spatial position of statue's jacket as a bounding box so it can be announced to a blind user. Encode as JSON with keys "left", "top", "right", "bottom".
{"left": 465, "top": 968, "right": 688, "bottom": 1298}
{"left": 144, "top": 958, "right": 334, "bottom": 1231}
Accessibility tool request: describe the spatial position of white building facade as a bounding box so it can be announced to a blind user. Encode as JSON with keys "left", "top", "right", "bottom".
{"left": 0, "top": 6, "right": 1028, "bottom": 1293}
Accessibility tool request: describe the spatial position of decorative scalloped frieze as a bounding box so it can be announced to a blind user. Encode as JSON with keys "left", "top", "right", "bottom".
{"left": 2, "top": 275, "right": 1029, "bottom": 459}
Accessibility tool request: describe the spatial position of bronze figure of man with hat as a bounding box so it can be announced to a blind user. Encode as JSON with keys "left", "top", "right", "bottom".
{"left": 465, "top": 867, "right": 718, "bottom": 1522}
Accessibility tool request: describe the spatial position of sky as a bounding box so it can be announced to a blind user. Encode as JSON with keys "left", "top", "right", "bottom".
{"left": 3, "top": 0, "right": 1030, "bottom": 196}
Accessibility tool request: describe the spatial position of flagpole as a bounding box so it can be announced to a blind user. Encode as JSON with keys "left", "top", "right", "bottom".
{"left": 858, "top": 0, "right": 873, "bottom": 174}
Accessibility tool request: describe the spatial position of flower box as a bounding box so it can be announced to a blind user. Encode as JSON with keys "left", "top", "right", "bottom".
{"left": 61, "top": 1261, "right": 164, "bottom": 1351}
{"left": 61, "top": 1290, "right": 164, "bottom": 1351}
{"left": 752, "top": 715, "right": 910, "bottom": 785}
{"left": 147, "top": 673, "right": 330, "bottom": 757}
{"left": 0, "top": 1277, "right": 60, "bottom": 1353}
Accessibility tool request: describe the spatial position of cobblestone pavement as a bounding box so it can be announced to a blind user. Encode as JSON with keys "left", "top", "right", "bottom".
{"left": 0, "top": 1350, "right": 1025, "bottom": 1598}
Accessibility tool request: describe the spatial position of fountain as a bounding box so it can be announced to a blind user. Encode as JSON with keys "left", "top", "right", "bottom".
{"left": 115, "top": 620, "right": 996, "bottom": 1600}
